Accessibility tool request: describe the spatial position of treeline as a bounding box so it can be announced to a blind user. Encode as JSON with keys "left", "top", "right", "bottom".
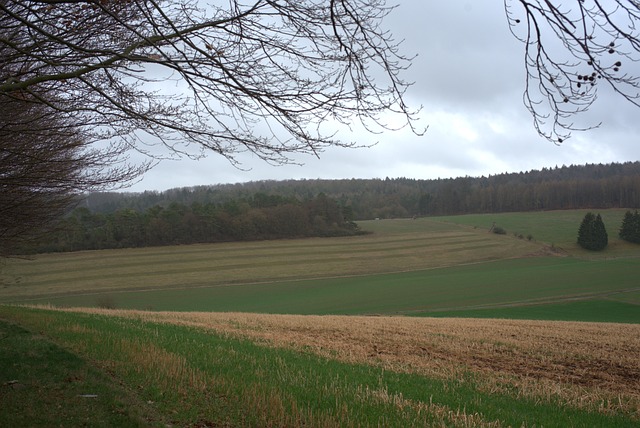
{"left": 85, "top": 162, "right": 640, "bottom": 219}
{"left": 30, "top": 193, "right": 361, "bottom": 253}
{"left": 29, "top": 161, "right": 640, "bottom": 253}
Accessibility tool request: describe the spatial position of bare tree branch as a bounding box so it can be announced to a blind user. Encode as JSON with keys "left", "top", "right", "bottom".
{"left": 1, "top": 0, "right": 423, "bottom": 166}
{"left": 506, "top": 0, "right": 640, "bottom": 143}
{"left": 0, "top": 91, "right": 148, "bottom": 256}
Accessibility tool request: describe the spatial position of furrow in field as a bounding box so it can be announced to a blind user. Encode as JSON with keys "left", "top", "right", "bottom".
{"left": 3, "top": 230, "right": 507, "bottom": 277}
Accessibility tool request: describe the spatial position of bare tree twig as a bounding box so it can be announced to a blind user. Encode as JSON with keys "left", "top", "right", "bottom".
{"left": 506, "top": 0, "right": 640, "bottom": 143}
{"left": 1, "top": 0, "right": 423, "bottom": 165}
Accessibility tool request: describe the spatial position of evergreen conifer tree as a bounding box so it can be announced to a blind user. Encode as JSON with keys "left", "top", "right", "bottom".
{"left": 619, "top": 210, "right": 640, "bottom": 244}
{"left": 593, "top": 214, "right": 608, "bottom": 250}
{"left": 577, "top": 212, "right": 608, "bottom": 251}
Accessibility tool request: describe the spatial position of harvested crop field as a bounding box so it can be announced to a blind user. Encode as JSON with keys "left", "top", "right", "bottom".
{"left": 56, "top": 307, "right": 640, "bottom": 419}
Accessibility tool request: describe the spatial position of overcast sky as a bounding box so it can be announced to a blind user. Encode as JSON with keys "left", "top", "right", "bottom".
{"left": 125, "top": 1, "right": 640, "bottom": 192}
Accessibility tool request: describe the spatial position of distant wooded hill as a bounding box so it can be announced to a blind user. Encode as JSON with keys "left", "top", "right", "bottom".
{"left": 86, "top": 162, "right": 640, "bottom": 219}
{"left": 24, "top": 162, "right": 640, "bottom": 253}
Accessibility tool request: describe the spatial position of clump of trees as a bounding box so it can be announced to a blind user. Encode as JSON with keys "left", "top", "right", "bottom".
{"left": 577, "top": 210, "right": 640, "bottom": 251}
{"left": 577, "top": 212, "right": 608, "bottom": 251}
{"left": 492, "top": 226, "right": 507, "bottom": 235}
{"left": 23, "top": 193, "right": 362, "bottom": 253}
{"left": 619, "top": 210, "right": 640, "bottom": 244}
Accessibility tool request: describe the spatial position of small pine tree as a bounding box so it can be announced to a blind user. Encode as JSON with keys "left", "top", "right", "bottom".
{"left": 593, "top": 214, "right": 608, "bottom": 249}
{"left": 619, "top": 210, "right": 640, "bottom": 244}
{"left": 577, "top": 212, "right": 608, "bottom": 251}
{"left": 577, "top": 212, "right": 595, "bottom": 249}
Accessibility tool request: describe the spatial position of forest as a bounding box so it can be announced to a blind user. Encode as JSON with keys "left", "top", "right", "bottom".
{"left": 30, "top": 193, "right": 360, "bottom": 253}
{"left": 26, "top": 162, "right": 640, "bottom": 253}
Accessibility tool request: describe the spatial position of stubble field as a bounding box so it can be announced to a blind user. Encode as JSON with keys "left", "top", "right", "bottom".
{"left": 1, "top": 305, "right": 638, "bottom": 426}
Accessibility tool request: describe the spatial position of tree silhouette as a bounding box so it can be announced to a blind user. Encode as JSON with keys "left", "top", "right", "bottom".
{"left": 619, "top": 210, "right": 640, "bottom": 244}
{"left": 0, "top": 92, "right": 144, "bottom": 257}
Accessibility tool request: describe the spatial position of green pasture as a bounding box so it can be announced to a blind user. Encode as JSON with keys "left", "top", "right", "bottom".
{"left": 427, "top": 300, "right": 640, "bottom": 323}
{"left": 433, "top": 209, "right": 635, "bottom": 256}
{"left": 0, "top": 217, "right": 540, "bottom": 301}
{"left": 1, "top": 306, "right": 636, "bottom": 427}
{"left": 1, "top": 210, "right": 639, "bottom": 322}
{"left": 13, "top": 257, "right": 640, "bottom": 323}
{"left": 0, "top": 319, "right": 158, "bottom": 427}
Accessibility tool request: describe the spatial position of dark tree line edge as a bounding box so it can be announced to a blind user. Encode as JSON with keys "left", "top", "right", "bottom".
{"left": 26, "top": 193, "right": 362, "bottom": 253}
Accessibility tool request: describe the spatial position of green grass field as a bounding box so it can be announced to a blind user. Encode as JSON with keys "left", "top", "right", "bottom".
{"left": 0, "top": 318, "right": 160, "bottom": 427}
{"left": 433, "top": 209, "right": 635, "bottom": 256}
{"left": 1, "top": 209, "right": 639, "bottom": 322}
{"left": 427, "top": 299, "right": 640, "bottom": 323}
{"left": 9, "top": 257, "right": 638, "bottom": 323}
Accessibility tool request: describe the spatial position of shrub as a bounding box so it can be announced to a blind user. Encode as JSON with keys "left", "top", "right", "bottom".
{"left": 492, "top": 226, "right": 507, "bottom": 235}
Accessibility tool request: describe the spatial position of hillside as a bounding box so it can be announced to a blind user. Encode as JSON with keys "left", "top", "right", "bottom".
{"left": 23, "top": 162, "right": 639, "bottom": 253}
{"left": 4, "top": 211, "right": 639, "bottom": 323}
{"left": 85, "top": 161, "right": 640, "bottom": 218}
{"left": 2, "top": 212, "right": 638, "bottom": 426}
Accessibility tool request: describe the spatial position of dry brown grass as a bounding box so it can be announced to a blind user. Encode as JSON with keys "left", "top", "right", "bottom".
{"left": 47, "top": 306, "right": 640, "bottom": 419}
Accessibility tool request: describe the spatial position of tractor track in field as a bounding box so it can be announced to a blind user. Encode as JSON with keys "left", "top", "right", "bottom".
{"left": 406, "top": 286, "right": 640, "bottom": 315}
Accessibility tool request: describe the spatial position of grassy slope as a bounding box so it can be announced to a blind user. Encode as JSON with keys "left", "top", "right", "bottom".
{"left": 427, "top": 300, "right": 640, "bottom": 323}
{"left": 1, "top": 306, "right": 637, "bottom": 427}
{"left": 0, "top": 319, "right": 163, "bottom": 427}
{"left": 419, "top": 209, "right": 640, "bottom": 321}
{"left": 433, "top": 209, "right": 634, "bottom": 256}
{"left": 10, "top": 257, "right": 638, "bottom": 324}
{"left": 0, "top": 218, "right": 537, "bottom": 299}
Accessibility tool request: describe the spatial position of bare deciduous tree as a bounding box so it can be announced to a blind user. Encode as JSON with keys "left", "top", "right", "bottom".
{"left": 0, "top": 0, "right": 422, "bottom": 166}
{"left": 0, "top": 92, "right": 145, "bottom": 256}
{"left": 506, "top": 0, "right": 640, "bottom": 143}
{"left": 4, "top": 1, "right": 639, "bottom": 153}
